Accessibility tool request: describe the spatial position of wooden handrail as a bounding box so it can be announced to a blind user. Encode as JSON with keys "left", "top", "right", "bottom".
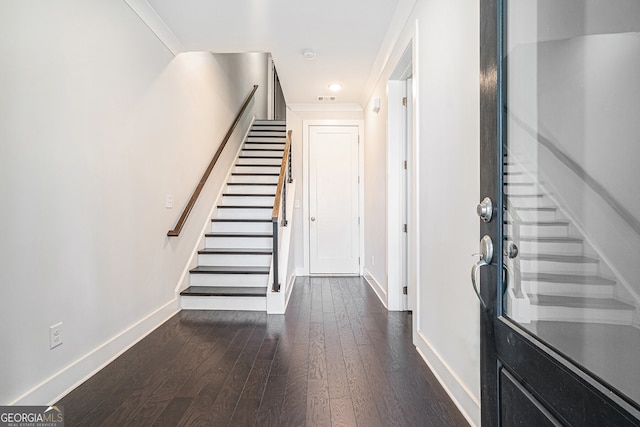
{"left": 272, "top": 130, "right": 293, "bottom": 219}
{"left": 167, "top": 85, "right": 258, "bottom": 237}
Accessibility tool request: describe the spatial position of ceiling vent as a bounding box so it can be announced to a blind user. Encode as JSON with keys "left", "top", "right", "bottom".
{"left": 317, "top": 96, "right": 336, "bottom": 102}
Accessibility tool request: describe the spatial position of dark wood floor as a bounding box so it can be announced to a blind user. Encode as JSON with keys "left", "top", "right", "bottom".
{"left": 58, "top": 277, "right": 469, "bottom": 426}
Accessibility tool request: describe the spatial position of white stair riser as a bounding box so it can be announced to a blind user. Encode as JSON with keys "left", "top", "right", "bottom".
{"left": 234, "top": 165, "right": 281, "bottom": 174}
{"left": 216, "top": 207, "right": 272, "bottom": 219}
{"left": 246, "top": 137, "right": 286, "bottom": 143}
{"left": 529, "top": 306, "right": 633, "bottom": 325}
{"left": 237, "top": 157, "right": 283, "bottom": 166}
{"left": 518, "top": 224, "right": 569, "bottom": 237}
{"left": 211, "top": 221, "right": 272, "bottom": 233}
{"left": 198, "top": 253, "right": 272, "bottom": 267}
{"left": 241, "top": 150, "right": 284, "bottom": 157}
{"left": 521, "top": 259, "right": 599, "bottom": 275}
{"left": 181, "top": 295, "right": 267, "bottom": 311}
{"left": 220, "top": 196, "right": 274, "bottom": 206}
{"left": 253, "top": 120, "right": 285, "bottom": 126}
{"left": 249, "top": 131, "right": 287, "bottom": 137}
{"left": 229, "top": 175, "right": 279, "bottom": 184}
{"left": 225, "top": 185, "right": 277, "bottom": 194}
{"left": 525, "top": 282, "right": 614, "bottom": 298}
{"left": 518, "top": 240, "right": 583, "bottom": 254}
{"left": 504, "top": 184, "right": 542, "bottom": 195}
{"left": 189, "top": 273, "right": 268, "bottom": 287}
{"left": 504, "top": 173, "right": 532, "bottom": 183}
{"left": 507, "top": 196, "right": 552, "bottom": 208}
{"left": 513, "top": 210, "right": 558, "bottom": 222}
{"left": 251, "top": 126, "right": 286, "bottom": 132}
{"left": 205, "top": 236, "right": 273, "bottom": 249}
{"left": 243, "top": 143, "right": 286, "bottom": 150}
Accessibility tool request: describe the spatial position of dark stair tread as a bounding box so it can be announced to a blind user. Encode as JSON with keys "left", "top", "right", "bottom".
{"left": 504, "top": 182, "right": 535, "bottom": 186}
{"left": 235, "top": 164, "right": 281, "bottom": 167}
{"left": 190, "top": 266, "right": 270, "bottom": 274}
{"left": 222, "top": 193, "right": 275, "bottom": 197}
{"left": 517, "top": 236, "right": 582, "bottom": 243}
{"left": 231, "top": 173, "right": 279, "bottom": 176}
{"left": 513, "top": 207, "right": 557, "bottom": 212}
{"left": 519, "top": 254, "right": 599, "bottom": 263}
{"left": 522, "top": 273, "right": 616, "bottom": 286}
{"left": 205, "top": 232, "right": 272, "bottom": 238}
{"left": 529, "top": 294, "right": 635, "bottom": 311}
{"left": 242, "top": 148, "right": 285, "bottom": 152}
{"left": 227, "top": 182, "right": 277, "bottom": 186}
{"left": 505, "top": 220, "right": 569, "bottom": 226}
{"left": 211, "top": 218, "right": 272, "bottom": 223}
{"left": 199, "top": 248, "right": 273, "bottom": 255}
{"left": 239, "top": 155, "right": 283, "bottom": 159}
{"left": 180, "top": 286, "right": 267, "bottom": 297}
{"left": 217, "top": 205, "right": 272, "bottom": 209}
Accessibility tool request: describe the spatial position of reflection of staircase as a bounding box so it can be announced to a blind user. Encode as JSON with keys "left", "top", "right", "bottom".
{"left": 504, "top": 159, "right": 636, "bottom": 325}
{"left": 180, "top": 120, "right": 286, "bottom": 311}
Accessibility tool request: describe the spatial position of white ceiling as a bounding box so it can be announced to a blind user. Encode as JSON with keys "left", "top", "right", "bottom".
{"left": 145, "top": 0, "right": 407, "bottom": 107}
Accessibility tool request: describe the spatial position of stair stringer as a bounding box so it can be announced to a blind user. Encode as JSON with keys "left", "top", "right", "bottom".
{"left": 173, "top": 116, "right": 256, "bottom": 296}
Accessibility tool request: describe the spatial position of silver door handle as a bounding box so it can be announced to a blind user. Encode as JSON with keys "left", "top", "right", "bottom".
{"left": 310, "top": 217, "right": 316, "bottom": 221}
{"left": 471, "top": 235, "right": 493, "bottom": 312}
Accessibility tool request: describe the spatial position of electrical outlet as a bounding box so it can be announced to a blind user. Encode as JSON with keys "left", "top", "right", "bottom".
{"left": 50, "top": 323, "right": 63, "bottom": 349}
{"left": 165, "top": 194, "right": 173, "bottom": 209}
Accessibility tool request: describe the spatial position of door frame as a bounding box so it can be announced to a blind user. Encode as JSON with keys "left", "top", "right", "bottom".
{"left": 480, "top": 0, "right": 640, "bottom": 424}
{"left": 302, "top": 120, "right": 365, "bottom": 276}
{"left": 387, "top": 42, "right": 416, "bottom": 312}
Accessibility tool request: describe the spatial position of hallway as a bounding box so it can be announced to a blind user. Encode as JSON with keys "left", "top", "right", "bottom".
{"left": 57, "top": 277, "right": 468, "bottom": 426}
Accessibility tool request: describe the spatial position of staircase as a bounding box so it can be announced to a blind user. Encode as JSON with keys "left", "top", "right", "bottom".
{"left": 180, "top": 120, "right": 287, "bottom": 311}
{"left": 504, "top": 157, "right": 636, "bottom": 325}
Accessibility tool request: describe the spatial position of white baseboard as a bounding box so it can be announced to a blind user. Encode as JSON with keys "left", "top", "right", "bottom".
{"left": 414, "top": 330, "right": 480, "bottom": 427}
{"left": 363, "top": 268, "right": 388, "bottom": 309}
{"left": 11, "top": 298, "right": 180, "bottom": 406}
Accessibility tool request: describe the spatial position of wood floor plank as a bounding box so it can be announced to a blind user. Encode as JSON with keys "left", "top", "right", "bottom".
{"left": 308, "top": 322, "right": 327, "bottom": 380}
{"left": 330, "top": 398, "right": 358, "bottom": 427}
{"left": 254, "top": 374, "right": 287, "bottom": 426}
{"left": 307, "top": 379, "right": 332, "bottom": 427}
{"left": 56, "top": 277, "right": 469, "bottom": 427}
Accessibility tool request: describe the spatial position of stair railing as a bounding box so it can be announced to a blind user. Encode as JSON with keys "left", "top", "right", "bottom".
{"left": 272, "top": 130, "right": 293, "bottom": 292}
{"left": 167, "top": 85, "right": 259, "bottom": 237}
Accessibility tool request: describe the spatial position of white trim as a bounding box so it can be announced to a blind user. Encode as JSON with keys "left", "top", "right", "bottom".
{"left": 124, "top": 0, "right": 185, "bottom": 55}
{"left": 363, "top": 269, "right": 388, "bottom": 309}
{"left": 10, "top": 299, "right": 179, "bottom": 405}
{"left": 288, "top": 103, "right": 363, "bottom": 112}
{"left": 360, "top": 0, "right": 417, "bottom": 106}
{"left": 302, "top": 120, "right": 365, "bottom": 276}
{"left": 415, "top": 331, "right": 480, "bottom": 427}
{"left": 267, "top": 55, "right": 275, "bottom": 120}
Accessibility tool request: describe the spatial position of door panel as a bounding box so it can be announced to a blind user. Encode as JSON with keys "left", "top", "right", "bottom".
{"left": 480, "top": 0, "right": 640, "bottom": 425}
{"left": 309, "top": 125, "right": 360, "bottom": 274}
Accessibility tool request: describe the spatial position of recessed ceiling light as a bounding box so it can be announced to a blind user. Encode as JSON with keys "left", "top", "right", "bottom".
{"left": 302, "top": 49, "right": 317, "bottom": 60}
{"left": 328, "top": 83, "right": 342, "bottom": 92}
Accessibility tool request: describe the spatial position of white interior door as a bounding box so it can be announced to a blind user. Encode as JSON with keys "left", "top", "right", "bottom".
{"left": 309, "top": 125, "right": 360, "bottom": 274}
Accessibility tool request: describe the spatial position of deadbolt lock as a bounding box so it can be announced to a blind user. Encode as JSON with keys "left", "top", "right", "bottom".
{"left": 477, "top": 197, "right": 494, "bottom": 222}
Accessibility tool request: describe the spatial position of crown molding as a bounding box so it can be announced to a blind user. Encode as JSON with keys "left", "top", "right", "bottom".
{"left": 124, "top": 0, "right": 185, "bottom": 56}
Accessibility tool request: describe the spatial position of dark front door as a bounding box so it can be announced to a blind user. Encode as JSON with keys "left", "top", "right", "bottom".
{"left": 480, "top": 0, "right": 640, "bottom": 425}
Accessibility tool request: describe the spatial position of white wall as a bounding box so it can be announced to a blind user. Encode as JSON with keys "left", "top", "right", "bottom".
{"left": 0, "top": 1, "right": 266, "bottom": 405}
{"left": 363, "top": 0, "right": 481, "bottom": 424}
